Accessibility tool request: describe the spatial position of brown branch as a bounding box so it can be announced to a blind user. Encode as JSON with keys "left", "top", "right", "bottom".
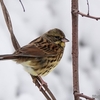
{"left": 72, "top": 1, "right": 99, "bottom": 100}
{"left": 36, "top": 76, "right": 56, "bottom": 100}
{"left": 77, "top": 10, "right": 100, "bottom": 20}
{"left": 31, "top": 75, "right": 51, "bottom": 100}
{"left": 0, "top": 0, "right": 56, "bottom": 99}
{"left": 75, "top": 93, "right": 95, "bottom": 100}
{"left": 31, "top": 75, "right": 56, "bottom": 100}
{"left": 0, "top": 0, "right": 20, "bottom": 50}
{"left": 71, "top": 0, "right": 79, "bottom": 100}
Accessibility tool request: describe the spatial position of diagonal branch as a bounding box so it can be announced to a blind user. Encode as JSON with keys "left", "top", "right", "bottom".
{"left": 0, "top": 0, "right": 56, "bottom": 99}
{"left": 31, "top": 75, "right": 56, "bottom": 100}
{"left": 0, "top": 0, "right": 20, "bottom": 50}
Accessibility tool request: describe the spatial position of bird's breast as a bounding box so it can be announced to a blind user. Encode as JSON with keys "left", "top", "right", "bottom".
{"left": 19, "top": 53, "right": 63, "bottom": 76}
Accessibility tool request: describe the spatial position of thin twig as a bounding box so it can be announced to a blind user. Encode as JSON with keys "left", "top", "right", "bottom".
{"left": 78, "top": 10, "right": 100, "bottom": 20}
{"left": 19, "top": 0, "right": 25, "bottom": 12}
{"left": 72, "top": 9, "right": 100, "bottom": 20}
{"left": 86, "top": 0, "right": 89, "bottom": 15}
{"left": 0, "top": 1, "right": 56, "bottom": 99}
{"left": 75, "top": 93, "right": 95, "bottom": 100}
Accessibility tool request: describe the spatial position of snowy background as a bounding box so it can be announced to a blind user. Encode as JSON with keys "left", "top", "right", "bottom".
{"left": 0, "top": 0, "right": 100, "bottom": 100}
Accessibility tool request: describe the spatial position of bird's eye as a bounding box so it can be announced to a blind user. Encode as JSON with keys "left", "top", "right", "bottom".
{"left": 55, "top": 36, "right": 61, "bottom": 40}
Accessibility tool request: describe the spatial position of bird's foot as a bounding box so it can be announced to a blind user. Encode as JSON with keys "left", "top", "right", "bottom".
{"left": 37, "top": 76, "right": 48, "bottom": 90}
{"left": 32, "top": 76, "right": 48, "bottom": 90}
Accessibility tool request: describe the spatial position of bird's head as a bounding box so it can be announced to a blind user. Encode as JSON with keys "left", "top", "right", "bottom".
{"left": 44, "top": 28, "right": 69, "bottom": 47}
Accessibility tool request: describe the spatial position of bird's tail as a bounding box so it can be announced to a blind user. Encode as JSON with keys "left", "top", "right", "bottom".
{"left": 0, "top": 54, "right": 16, "bottom": 60}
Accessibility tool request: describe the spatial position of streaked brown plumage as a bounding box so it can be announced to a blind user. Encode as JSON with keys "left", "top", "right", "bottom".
{"left": 0, "top": 28, "right": 69, "bottom": 76}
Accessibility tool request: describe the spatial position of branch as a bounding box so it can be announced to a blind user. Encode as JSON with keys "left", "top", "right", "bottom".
{"left": 19, "top": 0, "right": 25, "bottom": 12}
{"left": 75, "top": 93, "right": 95, "bottom": 100}
{"left": 0, "top": 0, "right": 56, "bottom": 99}
{"left": 31, "top": 75, "right": 56, "bottom": 100}
{"left": 86, "top": 0, "right": 89, "bottom": 15}
{"left": 74, "top": 10, "right": 100, "bottom": 20}
{"left": 31, "top": 76, "right": 51, "bottom": 100}
{"left": 71, "top": 0, "right": 79, "bottom": 100}
{"left": 0, "top": 0, "right": 20, "bottom": 50}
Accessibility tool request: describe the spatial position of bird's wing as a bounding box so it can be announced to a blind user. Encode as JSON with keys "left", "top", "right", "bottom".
{"left": 14, "top": 43, "right": 59, "bottom": 57}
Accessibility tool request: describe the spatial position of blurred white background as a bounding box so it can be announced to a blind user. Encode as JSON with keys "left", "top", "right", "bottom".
{"left": 0, "top": 0, "right": 100, "bottom": 100}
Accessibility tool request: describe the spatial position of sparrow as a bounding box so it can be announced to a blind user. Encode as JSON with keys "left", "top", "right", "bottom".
{"left": 0, "top": 28, "right": 69, "bottom": 85}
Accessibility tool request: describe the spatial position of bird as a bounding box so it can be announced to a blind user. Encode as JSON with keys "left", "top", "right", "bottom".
{"left": 0, "top": 28, "right": 69, "bottom": 86}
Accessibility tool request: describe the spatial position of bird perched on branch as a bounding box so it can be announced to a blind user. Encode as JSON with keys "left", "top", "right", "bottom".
{"left": 0, "top": 28, "right": 69, "bottom": 85}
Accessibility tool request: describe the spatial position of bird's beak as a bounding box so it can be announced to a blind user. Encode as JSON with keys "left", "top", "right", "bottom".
{"left": 61, "top": 38, "right": 69, "bottom": 42}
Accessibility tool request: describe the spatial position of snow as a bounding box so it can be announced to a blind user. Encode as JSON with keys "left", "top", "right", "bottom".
{"left": 0, "top": 0, "right": 100, "bottom": 100}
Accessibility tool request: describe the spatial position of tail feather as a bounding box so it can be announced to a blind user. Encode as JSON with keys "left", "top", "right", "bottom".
{"left": 0, "top": 54, "right": 16, "bottom": 60}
